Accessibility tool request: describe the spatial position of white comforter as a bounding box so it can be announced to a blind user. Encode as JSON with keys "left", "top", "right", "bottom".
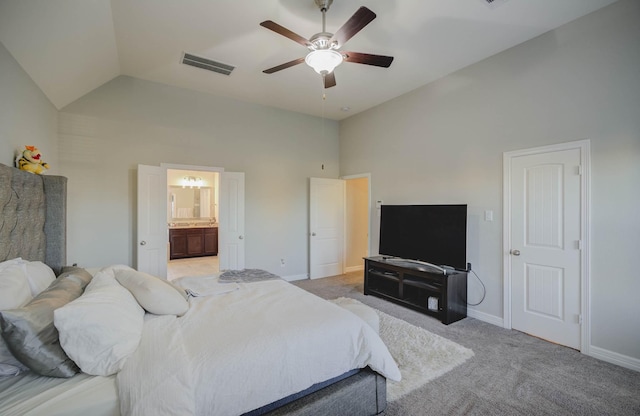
{"left": 117, "top": 279, "right": 400, "bottom": 416}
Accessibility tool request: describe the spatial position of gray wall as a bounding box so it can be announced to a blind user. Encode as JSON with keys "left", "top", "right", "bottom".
{"left": 340, "top": 0, "right": 640, "bottom": 364}
{"left": 0, "top": 42, "right": 58, "bottom": 171}
{"left": 58, "top": 76, "right": 339, "bottom": 278}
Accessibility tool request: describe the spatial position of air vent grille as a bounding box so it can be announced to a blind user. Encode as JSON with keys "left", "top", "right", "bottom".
{"left": 182, "top": 53, "right": 235, "bottom": 75}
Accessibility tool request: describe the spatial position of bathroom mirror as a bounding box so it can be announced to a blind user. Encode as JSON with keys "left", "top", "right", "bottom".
{"left": 169, "top": 186, "right": 214, "bottom": 220}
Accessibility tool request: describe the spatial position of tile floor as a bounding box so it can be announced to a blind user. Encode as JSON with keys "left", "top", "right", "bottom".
{"left": 167, "top": 256, "right": 219, "bottom": 280}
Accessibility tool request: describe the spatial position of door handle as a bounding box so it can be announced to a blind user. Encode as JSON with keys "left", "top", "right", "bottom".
{"left": 311, "top": 232, "right": 316, "bottom": 236}
{"left": 140, "top": 241, "right": 147, "bottom": 246}
{"left": 510, "top": 249, "right": 520, "bottom": 256}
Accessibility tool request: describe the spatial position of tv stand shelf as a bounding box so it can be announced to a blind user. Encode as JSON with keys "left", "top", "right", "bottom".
{"left": 364, "top": 256, "right": 467, "bottom": 325}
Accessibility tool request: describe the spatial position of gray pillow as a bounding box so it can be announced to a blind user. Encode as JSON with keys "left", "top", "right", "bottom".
{"left": 0, "top": 267, "right": 92, "bottom": 377}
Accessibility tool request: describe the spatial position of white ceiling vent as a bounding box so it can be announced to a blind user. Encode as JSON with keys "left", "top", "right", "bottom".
{"left": 181, "top": 53, "right": 235, "bottom": 75}
{"left": 480, "top": 0, "right": 510, "bottom": 9}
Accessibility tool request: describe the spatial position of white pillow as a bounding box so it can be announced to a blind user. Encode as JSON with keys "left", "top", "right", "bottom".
{"left": 0, "top": 259, "right": 32, "bottom": 375}
{"left": 115, "top": 269, "right": 189, "bottom": 316}
{"left": 0, "top": 257, "right": 27, "bottom": 271}
{"left": 0, "top": 262, "right": 32, "bottom": 310}
{"left": 103, "top": 264, "right": 135, "bottom": 273}
{"left": 54, "top": 269, "right": 144, "bottom": 376}
{"left": 23, "top": 261, "right": 56, "bottom": 296}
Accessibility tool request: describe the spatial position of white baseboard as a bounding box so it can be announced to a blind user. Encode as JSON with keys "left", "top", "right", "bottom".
{"left": 282, "top": 273, "right": 308, "bottom": 282}
{"left": 589, "top": 345, "right": 640, "bottom": 372}
{"left": 345, "top": 265, "right": 364, "bottom": 273}
{"left": 466, "top": 308, "right": 504, "bottom": 327}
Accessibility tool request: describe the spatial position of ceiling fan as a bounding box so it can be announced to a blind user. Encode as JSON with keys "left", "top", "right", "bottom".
{"left": 260, "top": 0, "right": 394, "bottom": 89}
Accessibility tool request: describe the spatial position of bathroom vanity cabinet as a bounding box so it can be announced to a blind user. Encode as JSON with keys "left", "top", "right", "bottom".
{"left": 169, "top": 227, "right": 218, "bottom": 259}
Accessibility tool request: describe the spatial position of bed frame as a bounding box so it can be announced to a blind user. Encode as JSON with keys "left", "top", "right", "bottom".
{"left": 0, "top": 163, "right": 387, "bottom": 415}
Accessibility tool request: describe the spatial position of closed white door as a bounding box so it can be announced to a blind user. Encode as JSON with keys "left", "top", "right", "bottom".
{"left": 219, "top": 172, "right": 245, "bottom": 271}
{"left": 508, "top": 147, "right": 583, "bottom": 349}
{"left": 137, "top": 164, "right": 168, "bottom": 277}
{"left": 309, "top": 178, "right": 345, "bottom": 279}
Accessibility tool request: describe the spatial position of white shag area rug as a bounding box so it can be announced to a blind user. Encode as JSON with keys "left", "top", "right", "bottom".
{"left": 332, "top": 298, "right": 475, "bottom": 402}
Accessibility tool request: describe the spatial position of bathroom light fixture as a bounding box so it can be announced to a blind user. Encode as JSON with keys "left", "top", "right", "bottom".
{"left": 182, "top": 176, "right": 203, "bottom": 188}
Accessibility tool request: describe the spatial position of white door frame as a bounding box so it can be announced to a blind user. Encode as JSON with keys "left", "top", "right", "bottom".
{"left": 161, "top": 163, "right": 224, "bottom": 175}
{"left": 341, "top": 173, "right": 372, "bottom": 270}
{"left": 503, "top": 139, "right": 591, "bottom": 354}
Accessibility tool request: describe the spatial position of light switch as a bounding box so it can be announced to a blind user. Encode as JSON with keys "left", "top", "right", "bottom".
{"left": 485, "top": 210, "right": 493, "bottom": 222}
{"left": 376, "top": 200, "right": 384, "bottom": 209}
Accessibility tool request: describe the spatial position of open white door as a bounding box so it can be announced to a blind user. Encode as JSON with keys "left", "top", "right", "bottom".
{"left": 219, "top": 172, "right": 245, "bottom": 271}
{"left": 309, "top": 178, "right": 345, "bottom": 279}
{"left": 137, "top": 164, "right": 168, "bottom": 277}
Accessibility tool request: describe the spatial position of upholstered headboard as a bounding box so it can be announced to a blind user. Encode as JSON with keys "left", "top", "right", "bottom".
{"left": 0, "top": 163, "right": 67, "bottom": 274}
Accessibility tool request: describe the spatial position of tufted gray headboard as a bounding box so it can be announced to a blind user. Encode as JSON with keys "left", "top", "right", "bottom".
{"left": 0, "top": 163, "right": 67, "bottom": 274}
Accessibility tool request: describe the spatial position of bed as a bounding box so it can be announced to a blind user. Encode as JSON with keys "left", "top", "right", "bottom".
{"left": 0, "top": 163, "right": 400, "bottom": 416}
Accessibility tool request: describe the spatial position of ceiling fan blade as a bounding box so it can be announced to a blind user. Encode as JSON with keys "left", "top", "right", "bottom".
{"left": 330, "top": 7, "right": 376, "bottom": 48}
{"left": 323, "top": 72, "right": 336, "bottom": 89}
{"left": 260, "top": 20, "right": 312, "bottom": 48}
{"left": 343, "top": 52, "right": 394, "bottom": 68}
{"left": 263, "top": 57, "right": 306, "bottom": 74}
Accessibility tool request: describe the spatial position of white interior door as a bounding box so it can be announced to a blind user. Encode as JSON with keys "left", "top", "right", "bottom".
{"left": 137, "top": 164, "right": 168, "bottom": 277}
{"left": 507, "top": 147, "right": 583, "bottom": 349}
{"left": 309, "top": 178, "right": 345, "bottom": 279}
{"left": 219, "top": 172, "right": 245, "bottom": 271}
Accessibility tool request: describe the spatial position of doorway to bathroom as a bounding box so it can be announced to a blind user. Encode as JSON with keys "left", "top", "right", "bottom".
{"left": 137, "top": 163, "right": 245, "bottom": 279}
{"left": 167, "top": 168, "right": 220, "bottom": 280}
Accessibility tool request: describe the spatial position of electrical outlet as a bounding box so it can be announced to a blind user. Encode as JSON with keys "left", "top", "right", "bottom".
{"left": 280, "top": 258, "right": 286, "bottom": 268}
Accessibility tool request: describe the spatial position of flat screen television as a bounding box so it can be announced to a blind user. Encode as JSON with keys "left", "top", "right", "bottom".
{"left": 379, "top": 204, "right": 467, "bottom": 270}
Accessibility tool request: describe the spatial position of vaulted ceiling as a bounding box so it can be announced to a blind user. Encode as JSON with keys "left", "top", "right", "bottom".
{"left": 0, "top": 0, "right": 618, "bottom": 120}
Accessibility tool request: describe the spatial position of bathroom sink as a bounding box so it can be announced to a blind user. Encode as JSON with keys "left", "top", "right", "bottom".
{"left": 169, "top": 222, "right": 217, "bottom": 228}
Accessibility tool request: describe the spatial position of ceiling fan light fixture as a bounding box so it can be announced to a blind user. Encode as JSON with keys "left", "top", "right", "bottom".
{"left": 261, "top": 5, "right": 390, "bottom": 87}
{"left": 305, "top": 49, "right": 343, "bottom": 74}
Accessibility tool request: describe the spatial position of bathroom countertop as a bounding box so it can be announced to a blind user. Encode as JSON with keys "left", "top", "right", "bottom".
{"left": 168, "top": 223, "right": 218, "bottom": 229}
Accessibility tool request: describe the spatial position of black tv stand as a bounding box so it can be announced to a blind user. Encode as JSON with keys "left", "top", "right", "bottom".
{"left": 364, "top": 256, "right": 467, "bottom": 324}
